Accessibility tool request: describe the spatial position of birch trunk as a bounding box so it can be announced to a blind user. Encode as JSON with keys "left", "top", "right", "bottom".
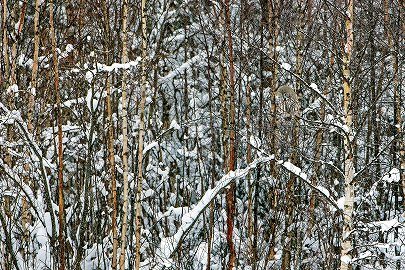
{"left": 118, "top": 0, "right": 129, "bottom": 268}
{"left": 134, "top": 0, "right": 147, "bottom": 268}
{"left": 339, "top": 1, "right": 355, "bottom": 269}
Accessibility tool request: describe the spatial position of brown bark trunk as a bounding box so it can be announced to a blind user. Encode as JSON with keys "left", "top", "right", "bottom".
{"left": 119, "top": 0, "right": 129, "bottom": 268}
{"left": 224, "top": 0, "right": 237, "bottom": 268}
{"left": 50, "top": 0, "right": 65, "bottom": 269}
{"left": 102, "top": 0, "right": 118, "bottom": 268}
{"left": 267, "top": 0, "right": 280, "bottom": 263}
{"left": 399, "top": 0, "right": 405, "bottom": 210}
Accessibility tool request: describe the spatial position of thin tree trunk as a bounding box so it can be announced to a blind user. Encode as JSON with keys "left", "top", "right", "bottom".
{"left": 206, "top": 53, "right": 216, "bottom": 270}
{"left": 0, "top": 210, "right": 20, "bottom": 270}
{"left": 269, "top": 0, "right": 280, "bottom": 174}
{"left": 267, "top": 0, "right": 280, "bottom": 263}
{"left": 385, "top": 1, "right": 401, "bottom": 267}
{"left": 1, "top": 2, "right": 12, "bottom": 268}
{"left": 339, "top": 1, "right": 355, "bottom": 269}
{"left": 22, "top": 0, "right": 40, "bottom": 260}
{"left": 102, "top": 0, "right": 118, "bottom": 268}
{"left": 134, "top": 0, "right": 147, "bottom": 268}
{"left": 50, "top": 0, "right": 65, "bottom": 269}
{"left": 246, "top": 80, "right": 253, "bottom": 251}
{"left": 1, "top": 0, "right": 9, "bottom": 87}
{"left": 399, "top": 0, "right": 405, "bottom": 210}
{"left": 27, "top": 0, "right": 40, "bottom": 151}
{"left": 118, "top": 0, "right": 129, "bottom": 268}
{"left": 224, "top": 0, "right": 237, "bottom": 269}
{"left": 10, "top": 1, "right": 27, "bottom": 86}
{"left": 307, "top": 0, "right": 323, "bottom": 233}
{"left": 252, "top": 22, "right": 266, "bottom": 270}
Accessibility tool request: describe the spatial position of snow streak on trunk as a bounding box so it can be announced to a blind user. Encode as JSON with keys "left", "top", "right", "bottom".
{"left": 339, "top": 1, "right": 355, "bottom": 269}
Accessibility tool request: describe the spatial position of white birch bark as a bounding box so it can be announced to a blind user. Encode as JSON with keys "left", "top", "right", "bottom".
{"left": 340, "top": 1, "right": 355, "bottom": 269}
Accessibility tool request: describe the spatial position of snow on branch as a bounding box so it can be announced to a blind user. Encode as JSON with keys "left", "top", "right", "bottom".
{"left": 158, "top": 52, "right": 207, "bottom": 84}
{"left": 0, "top": 158, "right": 50, "bottom": 233}
{"left": 85, "top": 57, "right": 141, "bottom": 83}
{"left": 149, "top": 156, "right": 273, "bottom": 269}
{"left": 369, "top": 217, "right": 402, "bottom": 232}
{"left": 277, "top": 160, "right": 340, "bottom": 210}
{"left": 0, "top": 102, "right": 57, "bottom": 221}
{"left": 146, "top": 151, "right": 341, "bottom": 269}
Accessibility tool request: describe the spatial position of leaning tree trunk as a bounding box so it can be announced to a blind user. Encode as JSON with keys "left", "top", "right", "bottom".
{"left": 339, "top": 1, "right": 355, "bottom": 270}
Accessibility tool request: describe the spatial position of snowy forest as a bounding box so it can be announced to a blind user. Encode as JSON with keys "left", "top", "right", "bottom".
{"left": 0, "top": 0, "right": 404, "bottom": 269}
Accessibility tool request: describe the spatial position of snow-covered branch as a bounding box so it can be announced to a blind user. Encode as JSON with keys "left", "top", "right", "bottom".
{"left": 149, "top": 156, "right": 273, "bottom": 269}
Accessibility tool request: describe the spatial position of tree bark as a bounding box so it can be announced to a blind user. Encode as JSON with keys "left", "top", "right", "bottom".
{"left": 267, "top": 0, "right": 280, "bottom": 263}
{"left": 101, "top": 0, "right": 118, "bottom": 268}
{"left": 119, "top": 0, "right": 129, "bottom": 268}
{"left": 50, "top": 0, "right": 65, "bottom": 269}
{"left": 1, "top": 0, "right": 9, "bottom": 87}
{"left": 339, "top": 1, "right": 355, "bottom": 269}
{"left": 224, "top": 0, "right": 237, "bottom": 269}
{"left": 134, "top": 0, "right": 147, "bottom": 268}
{"left": 399, "top": 0, "right": 405, "bottom": 211}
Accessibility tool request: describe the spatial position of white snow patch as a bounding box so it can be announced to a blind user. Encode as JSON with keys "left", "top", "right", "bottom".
{"left": 7, "top": 84, "right": 19, "bottom": 96}
{"left": 65, "top": 44, "right": 74, "bottom": 53}
{"left": 195, "top": 242, "right": 208, "bottom": 265}
{"left": 249, "top": 135, "right": 261, "bottom": 149}
{"left": 85, "top": 71, "right": 94, "bottom": 83}
{"left": 316, "top": 186, "right": 330, "bottom": 198}
{"left": 281, "top": 62, "right": 291, "bottom": 71}
{"left": 372, "top": 217, "right": 400, "bottom": 232}
{"left": 337, "top": 197, "right": 345, "bottom": 210}
{"left": 382, "top": 168, "right": 400, "bottom": 183}
{"left": 169, "top": 119, "right": 180, "bottom": 130}
{"left": 341, "top": 255, "right": 352, "bottom": 264}
{"left": 143, "top": 141, "right": 158, "bottom": 154}
{"left": 310, "top": 83, "right": 319, "bottom": 92}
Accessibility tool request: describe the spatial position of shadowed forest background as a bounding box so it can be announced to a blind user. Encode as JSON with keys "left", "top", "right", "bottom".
{"left": 0, "top": 0, "right": 404, "bottom": 269}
